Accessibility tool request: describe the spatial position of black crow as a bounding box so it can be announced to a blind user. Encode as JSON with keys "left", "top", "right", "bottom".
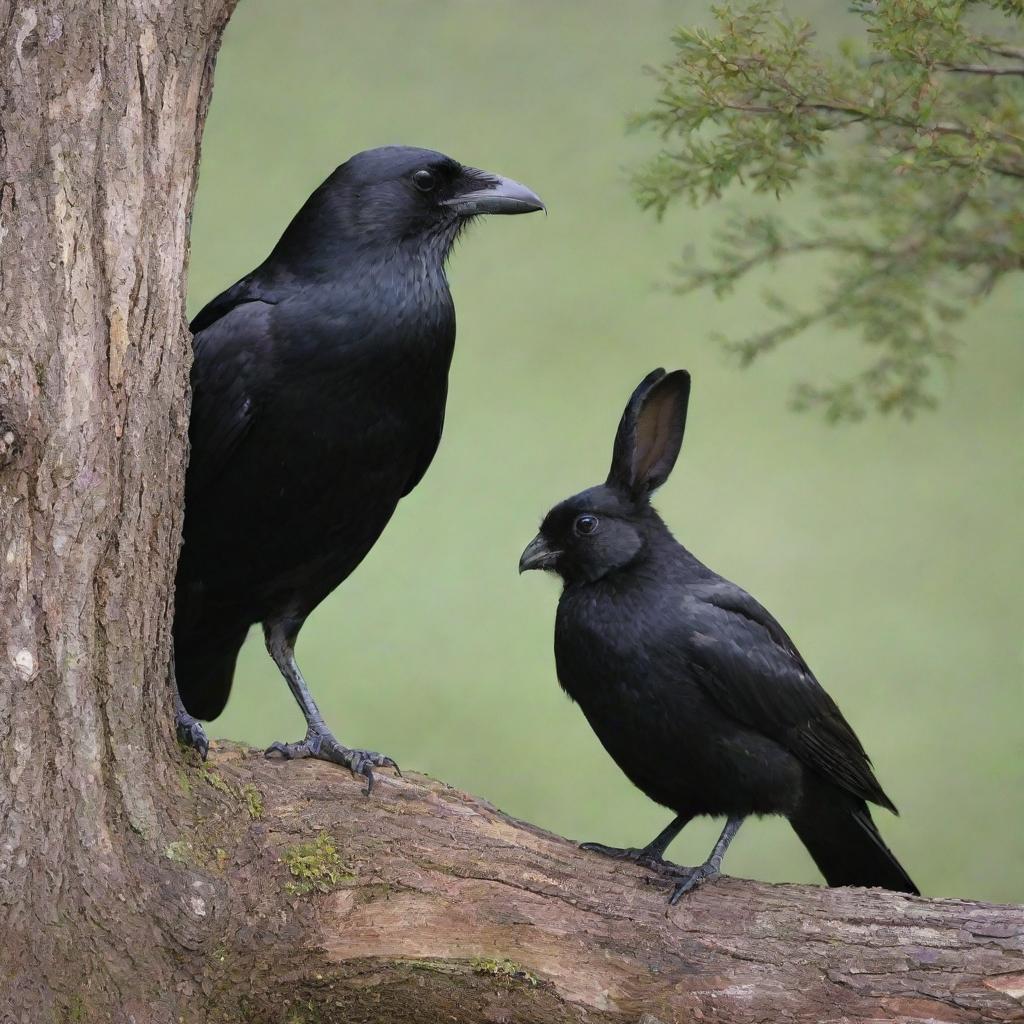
{"left": 519, "top": 369, "right": 917, "bottom": 900}
{"left": 175, "top": 145, "right": 543, "bottom": 786}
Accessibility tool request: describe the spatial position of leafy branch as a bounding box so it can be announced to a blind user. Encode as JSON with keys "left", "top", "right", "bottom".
{"left": 634, "top": 0, "right": 1024, "bottom": 420}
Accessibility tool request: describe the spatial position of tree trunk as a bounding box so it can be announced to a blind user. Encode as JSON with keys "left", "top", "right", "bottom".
{"left": 0, "top": 0, "right": 236, "bottom": 1017}
{"left": 0, "top": 4, "right": 1021, "bottom": 1023}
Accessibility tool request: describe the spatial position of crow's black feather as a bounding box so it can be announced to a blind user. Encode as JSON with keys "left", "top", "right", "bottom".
{"left": 174, "top": 146, "right": 542, "bottom": 774}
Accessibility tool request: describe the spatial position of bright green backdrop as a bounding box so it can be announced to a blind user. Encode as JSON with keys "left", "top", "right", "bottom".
{"left": 189, "top": 0, "right": 1023, "bottom": 904}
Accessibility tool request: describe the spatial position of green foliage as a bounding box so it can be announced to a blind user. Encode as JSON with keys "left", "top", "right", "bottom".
{"left": 635, "top": 0, "right": 1024, "bottom": 420}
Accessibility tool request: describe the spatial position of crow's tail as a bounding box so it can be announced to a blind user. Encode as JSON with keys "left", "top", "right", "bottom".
{"left": 790, "top": 775, "right": 918, "bottom": 895}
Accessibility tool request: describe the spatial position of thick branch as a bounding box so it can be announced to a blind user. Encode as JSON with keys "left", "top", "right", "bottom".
{"left": 194, "top": 746, "right": 1024, "bottom": 1024}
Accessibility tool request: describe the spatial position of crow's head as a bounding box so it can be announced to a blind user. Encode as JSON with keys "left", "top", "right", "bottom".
{"left": 274, "top": 146, "right": 543, "bottom": 265}
{"left": 520, "top": 369, "right": 691, "bottom": 585}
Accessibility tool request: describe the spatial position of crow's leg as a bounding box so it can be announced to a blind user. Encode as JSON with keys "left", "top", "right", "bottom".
{"left": 581, "top": 814, "right": 692, "bottom": 871}
{"left": 667, "top": 815, "right": 745, "bottom": 904}
{"left": 175, "top": 693, "right": 210, "bottom": 760}
{"left": 172, "top": 654, "right": 209, "bottom": 760}
{"left": 262, "top": 617, "right": 399, "bottom": 793}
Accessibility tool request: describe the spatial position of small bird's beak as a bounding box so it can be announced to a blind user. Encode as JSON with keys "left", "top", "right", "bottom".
{"left": 444, "top": 171, "right": 545, "bottom": 217}
{"left": 519, "top": 534, "right": 561, "bottom": 574}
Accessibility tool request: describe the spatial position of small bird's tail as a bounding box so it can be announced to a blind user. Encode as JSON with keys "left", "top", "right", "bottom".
{"left": 791, "top": 775, "right": 918, "bottom": 895}
{"left": 174, "top": 620, "right": 249, "bottom": 722}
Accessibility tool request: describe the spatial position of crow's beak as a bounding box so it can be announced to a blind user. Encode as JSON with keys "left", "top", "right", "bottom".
{"left": 444, "top": 171, "right": 545, "bottom": 216}
{"left": 519, "top": 534, "right": 561, "bottom": 574}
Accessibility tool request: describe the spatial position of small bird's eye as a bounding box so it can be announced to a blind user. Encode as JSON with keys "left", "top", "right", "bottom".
{"left": 412, "top": 170, "right": 436, "bottom": 192}
{"left": 574, "top": 514, "right": 599, "bottom": 536}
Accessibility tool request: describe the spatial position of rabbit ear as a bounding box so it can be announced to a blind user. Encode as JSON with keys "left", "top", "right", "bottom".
{"left": 607, "top": 369, "right": 691, "bottom": 499}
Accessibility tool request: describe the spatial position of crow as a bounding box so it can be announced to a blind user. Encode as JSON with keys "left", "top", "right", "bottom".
{"left": 519, "top": 369, "right": 917, "bottom": 901}
{"left": 174, "top": 145, "right": 543, "bottom": 786}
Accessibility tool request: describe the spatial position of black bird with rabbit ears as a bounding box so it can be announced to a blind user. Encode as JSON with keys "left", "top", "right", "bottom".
{"left": 520, "top": 369, "right": 917, "bottom": 901}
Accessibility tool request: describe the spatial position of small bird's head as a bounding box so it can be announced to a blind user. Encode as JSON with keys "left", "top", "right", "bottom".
{"left": 274, "top": 145, "right": 544, "bottom": 266}
{"left": 520, "top": 369, "right": 691, "bottom": 585}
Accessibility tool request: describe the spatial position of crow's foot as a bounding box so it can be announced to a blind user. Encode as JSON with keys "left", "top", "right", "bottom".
{"left": 175, "top": 705, "right": 209, "bottom": 760}
{"left": 580, "top": 841, "right": 669, "bottom": 873}
{"left": 667, "top": 861, "right": 721, "bottom": 904}
{"left": 264, "top": 729, "right": 399, "bottom": 794}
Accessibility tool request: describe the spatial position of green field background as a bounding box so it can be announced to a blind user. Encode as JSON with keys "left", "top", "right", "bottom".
{"left": 189, "top": 0, "right": 1024, "bottom": 904}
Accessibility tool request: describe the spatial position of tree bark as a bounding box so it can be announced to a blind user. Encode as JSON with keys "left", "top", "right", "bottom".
{"left": 30, "top": 743, "right": 1024, "bottom": 1024}
{"left": 0, "top": 3, "right": 1022, "bottom": 1023}
{"left": 0, "top": 0, "right": 236, "bottom": 1017}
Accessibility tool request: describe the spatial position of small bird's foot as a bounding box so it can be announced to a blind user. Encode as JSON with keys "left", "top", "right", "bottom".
{"left": 580, "top": 841, "right": 668, "bottom": 873}
{"left": 667, "top": 861, "right": 721, "bottom": 904}
{"left": 264, "top": 729, "right": 400, "bottom": 793}
{"left": 175, "top": 706, "right": 209, "bottom": 760}
{"left": 582, "top": 841, "right": 724, "bottom": 903}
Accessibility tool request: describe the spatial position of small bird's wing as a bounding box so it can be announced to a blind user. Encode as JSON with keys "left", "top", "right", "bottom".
{"left": 683, "top": 581, "right": 897, "bottom": 811}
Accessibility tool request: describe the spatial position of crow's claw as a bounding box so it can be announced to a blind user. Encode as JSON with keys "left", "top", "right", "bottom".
{"left": 175, "top": 706, "right": 209, "bottom": 760}
{"left": 582, "top": 839, "right": 723, "bottom": 901}
{"left": 264, "top": 731, "right": 399, "bottom": 794}
{"left": 668, "top": 862, "right": 720, "bottom": 904}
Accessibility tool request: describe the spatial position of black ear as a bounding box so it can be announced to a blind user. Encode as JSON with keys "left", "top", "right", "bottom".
{"left": 607, "top": 369, "right": 691, "bottom": 499}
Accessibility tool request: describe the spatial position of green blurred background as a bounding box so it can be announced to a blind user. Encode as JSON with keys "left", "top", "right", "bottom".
{"left": 189, "top": 0, "right": 1023, "bottom": 904}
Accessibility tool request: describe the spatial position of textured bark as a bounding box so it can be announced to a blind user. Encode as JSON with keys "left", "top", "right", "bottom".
{"left": 0, "top": 0, "right": 236, "bottom": 1018}
{"left": 1, "top": 2, "right": 1023, "bottom": 1023}
{"left": 96, "top": 746, "right": 1024, "bottom": 1024}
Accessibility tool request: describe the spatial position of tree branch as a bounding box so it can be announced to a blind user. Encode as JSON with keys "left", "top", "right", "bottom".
{"left": 194, "top": 745, "right": 1024, "bottom": 1023}
{"left": 982, "top": 44, "right": 1024, "bottom": 61}
{"left": 942, "top": 63, "right": 1024, "bottom": 76}
{"left": 717, "top": 100, "right": 1024, "bottom": 146}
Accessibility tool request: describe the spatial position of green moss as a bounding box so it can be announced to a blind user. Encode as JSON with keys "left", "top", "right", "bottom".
{"left": 63, "top": 994, "right": 86, "bottom": 1023}
{"left": 282, "top": 833, "right": 353, "bottom": 895}
{"left": 470, "top": 958, "right": 538, "bottom": 987}
{"left": 240, "top": 783, "right": 264, "bottom": 819}
{"left": 164, "top": 839, "right": 195, "bottom": 863}
{"left": 284, "top": 999, "right": 323, "bottom": 1024}
{"left": 197, "top": 765, "right": 233, "bottom": 796}
{"left": 405, "top": 959, "right": 455, "bottom": 975}
{"left": 177, "top": 770, "right": 192, "bottom": 795}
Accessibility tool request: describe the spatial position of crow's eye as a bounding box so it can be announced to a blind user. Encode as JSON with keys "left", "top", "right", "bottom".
{"left": 574, "top": 514, "right": 599, "bottom": 536}
{"left": 412, "top": 170, "right": 436, "bottom": 192}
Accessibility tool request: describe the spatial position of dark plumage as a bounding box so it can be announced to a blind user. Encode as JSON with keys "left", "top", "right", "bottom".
{"left": 174, "top": 145, "right": 543, "bottom": 784}
{"left": 520, "top": 369, "right": 917, "bottom": 900}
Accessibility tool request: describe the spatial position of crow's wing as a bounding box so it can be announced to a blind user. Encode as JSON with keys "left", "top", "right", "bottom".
{"left": 189, "top": 272, "right": 275, "bottom": 335}
{"left": 682, "top": 581, "right": 896, "bottom": 811}
{"left": 186, "top": 285, "right": 277, "bottom": 496}
{"left": 401, "top": 394, "right": 447, "bottom": 498}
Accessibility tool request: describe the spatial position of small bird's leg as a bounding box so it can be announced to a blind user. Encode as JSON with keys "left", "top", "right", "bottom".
{"left": 668, "top": 815, "right": 745, "bottom": 904}
{"left": 262, "top": 617, "right": 399, "bottom": 793}
{"left": 172, "top": 654, "right": 209, "bottom": 760}
{"left": 581, "top": 814, "right": 692, "bottom": 870}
